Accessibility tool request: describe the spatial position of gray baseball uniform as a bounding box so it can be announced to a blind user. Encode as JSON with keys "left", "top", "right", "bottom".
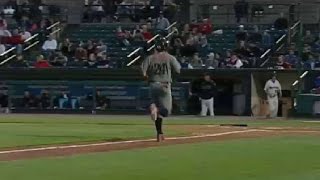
{"left": 142, "top": 52, "right": 181, "bottom": 114}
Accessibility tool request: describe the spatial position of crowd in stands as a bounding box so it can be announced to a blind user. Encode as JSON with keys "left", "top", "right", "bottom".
{"left": 275, "top": 30, "right": 320, "bottom": 70}
{"left": 83, "top": 0, "right": 177, "bottom": 23}
{"left": 8, "top": 10, "right": 172, "bottom": 69}
{"left": 164, "top": 19, "right": 275, "bottom": 69}
{"left": 0, "top": 0, "right": 55, "bottom": 57}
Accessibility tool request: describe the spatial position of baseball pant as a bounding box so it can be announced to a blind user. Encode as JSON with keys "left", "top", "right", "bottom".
{"left": 200, "top": 98, "right": 214, "bottom": 116}
{"left": 267, "top": 96, "right": 278, "bottom": 118}
{"left": 150, "top": 82, "right": 172, "bottom": 115}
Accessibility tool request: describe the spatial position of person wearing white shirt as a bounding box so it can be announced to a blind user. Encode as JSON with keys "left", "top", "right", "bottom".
{"left": 264, "top": 73, "right": 282, "bottom": 118}
{"left": 229, "top": 54, "right": 243, "bottom": 68}
{"left": 42, "top": 35, "right": 57, "bottom": 51}
{"left": 0, "top": 43, "right": 6, "bottom": 55}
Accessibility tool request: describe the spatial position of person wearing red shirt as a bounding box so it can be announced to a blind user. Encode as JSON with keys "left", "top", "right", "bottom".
{"left": 141, "top": 25, "right": 153, "bottom": 41}
{"left": 199, "top": 19, "right": 213, "bottom": 35}
{"left": 8, "top": 29, "right": 23, "bottom": 45}
{"left": 34, "top": 55, "right": 51, "bottom": 68}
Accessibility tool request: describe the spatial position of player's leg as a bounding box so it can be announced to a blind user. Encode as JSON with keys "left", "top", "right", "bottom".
{"left": 156, "top": 84, "right": 172, "bottom": 141}
{"left": 269, "top": 97, "right": 277, "bottom": 118}
{"left": 200, "top": 99, "right": 208, "bottom": 116}
{"left": 208, "top": 97, "right": 214, "bottom": 117}
{"left": 273, "top": 98, "right": 279, "bottom": 118}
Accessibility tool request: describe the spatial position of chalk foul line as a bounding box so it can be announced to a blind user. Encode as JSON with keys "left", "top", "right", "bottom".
{"left": 0, "top": 129, "right": 269, "bottom": 155}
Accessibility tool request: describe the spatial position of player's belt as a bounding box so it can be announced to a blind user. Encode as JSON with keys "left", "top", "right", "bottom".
{"left": 150, "top": 81, "right": 169, "bottom": 84}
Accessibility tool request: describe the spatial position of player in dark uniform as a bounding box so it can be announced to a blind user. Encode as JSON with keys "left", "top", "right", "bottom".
{"left": 142, "top": 39, "right": 181, "bottom": 142}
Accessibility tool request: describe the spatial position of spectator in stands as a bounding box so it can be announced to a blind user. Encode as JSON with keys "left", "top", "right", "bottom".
{"left": 116, "top": 26, "right": 131, "bottom": 46}
{"left": 91, "top": 0, "right": 105, "bottom": 22}
{"left": 96, "top": 53, "right": 110, "bottom": 68}
{"left": 42, "top": 35, "right": 58, "bottom": 53}
{"left": 51, "top": 51, "right": 68, "bottom": 67}
{"left": 95, "top": 90, "right": 109, "bottom": 110}
{"left": 85, "top": 40, "right": 96, "bottom": 55}
{"left": 39, "top": 90, "right": 51, "bottom": 109}
{"left": 22, "top": 91, "right": 38, "bottom": 108}
{"left": 275, "top": 55, "right": 291, "bottom": 69}
{"left": 10, "top": 54, "right": 29, "bottom": 68}
{"left": 131, "top": 27, "right": 145, "bottom": 42}
{"left": 8, "top": 29, "right": 23, "bottom": 45}
{"left": 0, "top": 16, "right": 8, "bottom": 31}
{"left": 96, "top": 40, "right": 107, "bottom": 55}
{"left": 285, "top": 49, "right": 299, "bottom": 67}
{"left": 302, "top": 44, "right": 313, "bottom": 62}
{"left": 0, "top": 41, "right": 5, "bottom": 55}
{"left": 199, "top": 19, "right": 213, "bottom": 35}
{"left": 59, "top": 38, "right": 73, "bottom": 57}
{"left": 234, "top": 0, "right": 248, "bottom": 23}
{"left": 20, "top": 28, "right": 32, "bottom": 41}
{"left": 189, "top": 52, "right": 203, "bottom": 69}
{"left": 262, "top": 30, "right": 273, "bottom": 48}
{"left": 236, "top": 25, "right": 248, "bottom": 42}
{"left": 227, "top": 54, "right": 243, "bottom": 69}
{"left": 169, "top": 36, "right": 184, "bottom": 57}
{"left": 85, "top": 53, "right": 97, "bottom": 68}
{"left": 304, "top": 30, "right": 316, "bottom": 45}
{"left": 181, "top": 23, "right": 190, "bottom": 37}
{"left": 182, "top": 33, "right": 197, "bottom": 57}
{"left": 39, "top": 18, "right": 52, "bottom": 31}
{"left": 205, "top": 52, "right": 219, "bottom": 69}
{"left": 199, "top": 33, "right": 208, "bottom": 48}
{"left": 179, "top": 57, "right": 189, "bottom": 69}
{"left": 220, "top": 50, "right": 232, "bottom": 68}
{"left": 248, "top": 25, "right": 262, "bottom": 44}
{"left": 34, "top": 55, "right": 51, "bottom": 68}
{"left": 274, "top": 13, "right": 288, "bottom": 30}
{"left": 197, "top": 32, "right": 208, "bottom": 56}
{"left": 74, "top": 45, "right": 88, "bottom": 61}
{"left": 304, "top": 55, "right": 318, "bottom": 70}
{"left": 234, "top": 40, "right": 252, "bottom": 57}
{"left": 154, "top": 12, "right": 170, "bottom": 31}
{"left": 141, "top": 25, "right": 153, "bottom": 41}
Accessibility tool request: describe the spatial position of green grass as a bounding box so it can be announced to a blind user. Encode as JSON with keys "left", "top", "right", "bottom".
{"left": 1, "top": 136, "right": 320, "bottom": 180}
{"left": 1, "top": 114, "right": 320, "bottom": 149}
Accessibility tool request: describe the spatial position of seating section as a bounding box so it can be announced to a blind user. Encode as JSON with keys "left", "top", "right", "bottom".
{"left": 68, "top": 24, "right": 143, "bottom": 68}
{"left": 206, "top": 24, "right": 285, "bottom": 55}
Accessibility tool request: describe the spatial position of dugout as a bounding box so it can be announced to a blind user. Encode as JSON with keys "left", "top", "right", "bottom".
{"left": 0, "top": 68, "right": 301, "bottom": 116}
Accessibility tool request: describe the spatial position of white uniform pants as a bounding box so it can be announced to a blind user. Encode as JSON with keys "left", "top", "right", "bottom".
{"left": 267, "top": 96, "right": 278, "bottom": 118}
{"left": 200, "top": 98, "right": 214, "bottom": 116}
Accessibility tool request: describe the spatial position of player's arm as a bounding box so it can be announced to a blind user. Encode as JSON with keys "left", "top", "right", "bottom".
{"left": 264, "top": 81, "right": 269, "bottom": 94}
{"left": 170, "top": 56, "right": 181, "bottom": 74}
{"left": 141, "top": 57, "right": 150, "bottom": 78}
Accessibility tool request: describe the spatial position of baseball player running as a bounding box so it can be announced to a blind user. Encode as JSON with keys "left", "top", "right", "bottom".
{"left": 264, "top": 73, "right": 282, "bottom": 118}
{"left": 142, "top": 39, "right": 181, "bottom": 142}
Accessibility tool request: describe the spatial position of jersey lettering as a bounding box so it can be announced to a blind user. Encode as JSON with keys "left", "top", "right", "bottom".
{"left": 150, "top": 63, "right": 169, "bottom": 75}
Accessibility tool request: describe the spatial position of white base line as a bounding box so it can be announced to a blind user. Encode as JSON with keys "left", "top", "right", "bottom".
{"left": 0, "top": 129, "right": 267, "bottom": 155}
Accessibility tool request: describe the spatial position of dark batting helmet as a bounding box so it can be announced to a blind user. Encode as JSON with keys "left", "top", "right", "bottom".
{"left": 155, "top": 38, "right": 168, "bottom": 52}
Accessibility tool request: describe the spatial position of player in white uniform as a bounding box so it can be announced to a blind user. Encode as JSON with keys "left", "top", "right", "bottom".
{"left": 264, "top": 74, "right": 282, "bottom": 118}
